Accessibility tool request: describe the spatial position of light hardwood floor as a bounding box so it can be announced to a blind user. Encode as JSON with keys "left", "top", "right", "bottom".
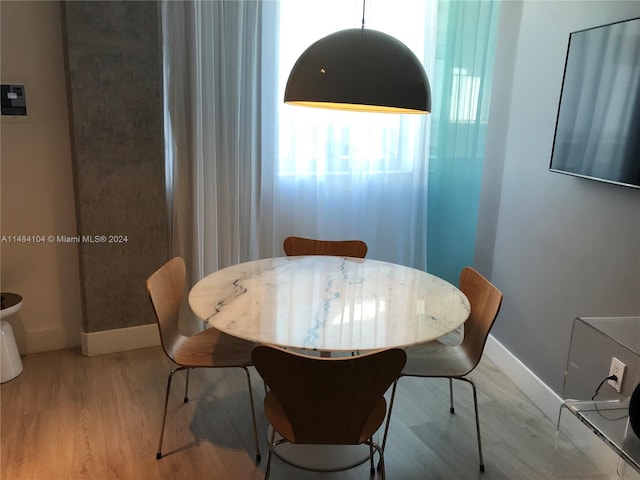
{"left": 1, "top": 346, "right": 608, "bottom": 480}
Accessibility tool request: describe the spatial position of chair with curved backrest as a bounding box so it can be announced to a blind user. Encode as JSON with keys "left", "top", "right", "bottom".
{"left": 381, "top": 267, "right": 502, "bottom": 472}
{"left": 283, "top": 236, "right": 368, "bottom": 258}
{"left": 146, "top": 257, "right": 261, "bottom": 461}
{"left": 252, "top": 345, "right": 406, "bottom": 479}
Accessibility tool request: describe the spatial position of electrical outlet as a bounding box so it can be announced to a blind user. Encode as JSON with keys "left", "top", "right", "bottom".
{"left": 608, "top": 357, "right": 625, "bottom": 392}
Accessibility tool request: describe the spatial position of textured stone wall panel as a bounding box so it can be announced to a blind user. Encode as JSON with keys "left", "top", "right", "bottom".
{"left": 63, "top": 1, "right": 168, "bottom": 333}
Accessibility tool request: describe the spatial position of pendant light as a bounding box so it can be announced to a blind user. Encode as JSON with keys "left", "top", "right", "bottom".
{"left": 284, "top": 1, "right": 431, "bottom": 114}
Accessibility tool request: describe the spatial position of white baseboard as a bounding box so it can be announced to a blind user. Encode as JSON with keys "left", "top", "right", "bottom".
{"left": 80, "top": 323, "right": 161, "bottom": 356}
{"left": 23, "top": 326, "right": 80, "bottom": 354}
{"left": 484, "top": 334, "right": 640, "bottom": 479}
{"left": 484, "top": 334, "right": 563, "bottom": 421}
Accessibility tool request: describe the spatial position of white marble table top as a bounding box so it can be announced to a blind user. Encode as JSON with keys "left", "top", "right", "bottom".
{"left": 188, "top": 256, "right": 470, "bottom": 353}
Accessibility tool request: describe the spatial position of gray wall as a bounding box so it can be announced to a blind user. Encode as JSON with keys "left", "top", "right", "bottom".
{"left": 63, "top": 1, "right": 168, "bottom": 333}
{"left": 477, "top": 0, "right": 640, "bottom": 394}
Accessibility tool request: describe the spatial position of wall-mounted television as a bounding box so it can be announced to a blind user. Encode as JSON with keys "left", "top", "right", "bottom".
{"left": 549, "top": 17, "right": 640, "bottom": 189}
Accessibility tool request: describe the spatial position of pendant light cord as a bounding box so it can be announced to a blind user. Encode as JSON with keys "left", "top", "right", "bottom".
{"left": 361, "top": 0, "right": 366, "bottom": 29}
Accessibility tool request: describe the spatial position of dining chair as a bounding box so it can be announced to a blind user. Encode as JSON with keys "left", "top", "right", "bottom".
{"left": 252, "top": 345, "right": 406, "bottom": 479}
{"left": 381, "top": 267, "right": 502, "bottom": 472}
{"left": 146, "top": 257, "right": 261, "bottom": 462}
{"left": 283, "top": 236, "right": 368, "bottom": 258}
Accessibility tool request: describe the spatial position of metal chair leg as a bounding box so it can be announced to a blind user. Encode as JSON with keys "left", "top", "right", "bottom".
{"left": 449, "top": 378, "right": 455, "bottom": 413}
{"left": 157, "top": 366, "right": 187, "bottom": 459}
{"left": 380, "top": 379, "right": 399, "bottom": 455}
{"left": 242, "top": 367, "right": 262, "bottom": 462}
{"left": 370, "top": 441, "right": 386, "bottom": 480}
{"left": 184, "top": 368, "right": 191, "bottom": 403}
{"left": 264, "top": 427, "right": 277, "bottom": 479}
{"left": 369, "top": 441, "right": 375, "bottom": 477}
{"left": 460, "top": 377, "right": 484, "bottom": 472}
{"left": 378, "top": 375, "right": 484, "bottom": 473}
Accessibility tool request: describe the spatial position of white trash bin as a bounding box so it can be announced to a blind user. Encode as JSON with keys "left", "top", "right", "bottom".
{"left": 1, "top": 293, "right": 24, "bottom": 383}
{"left": 1, "top": 320, "right": 23, "bottom": 383}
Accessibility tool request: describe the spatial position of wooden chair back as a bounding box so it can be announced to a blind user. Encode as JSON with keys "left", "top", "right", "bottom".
{"left": 146, "top": 257, "right": 186, "bottom": 361}
{"left": 252, "top": 346, "right": 406, "bottom": 445}
{"left": 459, "top": 267, "right": 503, "bottom": 369}
{"left": 283, "top": 236, "right": 368, "bottom": 258}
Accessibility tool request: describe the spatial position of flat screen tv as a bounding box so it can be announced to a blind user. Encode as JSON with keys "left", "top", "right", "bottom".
{"left": 550, "top": 17, "right": 640, "bottom": 189}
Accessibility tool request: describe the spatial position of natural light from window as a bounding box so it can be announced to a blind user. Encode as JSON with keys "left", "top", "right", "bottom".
{"left": 450, "top": 68, "right": 481, "bottom": 122}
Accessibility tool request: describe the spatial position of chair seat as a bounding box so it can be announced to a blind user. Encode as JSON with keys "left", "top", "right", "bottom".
{"left": 173, "top": 327, "right": 255, "bottom": 368}
{"left": 402, "top": 342, "right": 475, "bottom": 378}
{"left": 264, "top": 390, "right": 387, "bottom": 445}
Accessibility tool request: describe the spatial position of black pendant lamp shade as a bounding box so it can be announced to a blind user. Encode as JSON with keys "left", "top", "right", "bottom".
{"left": 284, "top": 28, "right": 431, "bottom": 114}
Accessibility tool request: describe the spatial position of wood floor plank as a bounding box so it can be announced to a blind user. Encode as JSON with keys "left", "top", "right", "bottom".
{"left": 1, "top": 346, "right": 613, "bottom": 480}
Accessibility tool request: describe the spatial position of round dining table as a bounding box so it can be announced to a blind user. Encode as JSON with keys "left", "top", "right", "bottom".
{"left": 188, "top": 255, "right": 470, "bottom": 354}
{"left": 188, "top": 255, "right": 470, "bottom": 471}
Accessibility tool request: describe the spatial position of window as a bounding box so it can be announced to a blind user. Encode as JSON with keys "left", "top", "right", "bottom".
{"left": 450, "top": 68, "right": 481, "bottom": 122}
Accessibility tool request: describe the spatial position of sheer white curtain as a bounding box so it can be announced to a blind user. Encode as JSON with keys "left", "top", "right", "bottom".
{"left": 162, "top": 0, "right": 498, "bottom": 280}
{"left": 260, "top": 0, "right": 437, "bottom": 269}
{"left": 162, "top": 0, "right": 264, "bottom": 283}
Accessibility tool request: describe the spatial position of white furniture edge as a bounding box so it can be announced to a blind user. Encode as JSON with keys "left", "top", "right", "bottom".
{"left": 485, "top": 334, "right": 640, "bottom": 479}
{"left": 80, "top": 323, "right": 160, "bottom": 356}
{"left": 0, "top": 299, "right": 23, "bottom": 319}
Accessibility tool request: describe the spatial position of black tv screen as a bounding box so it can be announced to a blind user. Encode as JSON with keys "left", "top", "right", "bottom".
{"left": 550, "top": 17, "right": 640, "bottom": 189}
